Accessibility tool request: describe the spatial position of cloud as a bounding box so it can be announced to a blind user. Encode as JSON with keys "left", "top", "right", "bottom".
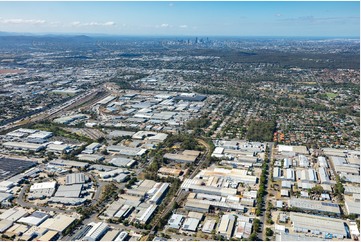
{"left": 160, "top": 23, "right": 169, "bottom": 28}
{"left": 71, "top": 21, "right": 116, "bottom": 27}
{"left": 275, "top": 13, "right": 282, "bottom": 17}
{"left": 179, "top": 25, "right": 188, "bottom": 28}
{"left": 0, "top": 18, "right": 46, "bottom": 25}
{"left": 168, "top": 3, "right": 174, "bottom": 7}
{"left": 278, "top": 16, "right": 359, "bottom": 24}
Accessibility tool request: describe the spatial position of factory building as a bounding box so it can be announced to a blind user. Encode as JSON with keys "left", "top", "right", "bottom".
{"left": 66, "top": 173, "right": 86, "bottom": 185}
{"left": 289, "top": 198, "right": 341, "bottom": 216}
{"left": 217, "top": 214, "right": 236, "bottom": 239}
{"left": 83, "top": 222, "right": 109, "bottom": 241}
{"left": 149, "top": 183, "right": 169, "bottom": 205}
{"left": 2, "top": 142, "right": 45, "bottom": 152}
{"left": 290, "top": 212, "right": 347, "bottom": 239}
{"left": 182, "top": 218, "right": 200, "bottom": 232}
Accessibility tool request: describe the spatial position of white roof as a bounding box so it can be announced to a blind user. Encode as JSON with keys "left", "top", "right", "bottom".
{"left": 30, "top": 181, "right": 56, "bottom": 191}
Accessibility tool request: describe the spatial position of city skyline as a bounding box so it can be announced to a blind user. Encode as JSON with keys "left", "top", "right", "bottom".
{"left": 0, "top": 1, "right": 359, "bottom": 37}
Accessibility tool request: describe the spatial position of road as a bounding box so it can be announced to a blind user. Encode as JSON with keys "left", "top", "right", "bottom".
{"left": 260, "top": 143, "right": 275, "bottom": 240}
{"left": 145, "top": 138, "right": 211, "bottom": 240}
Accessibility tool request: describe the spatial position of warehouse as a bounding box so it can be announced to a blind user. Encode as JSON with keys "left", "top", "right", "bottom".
{"left": 298, "top": 155, "right": 310, "bottom": 167}
{"left": 106, "top": 145, "right": 147, "bottom": 156}
{"left": 46, "top": 143, "right": 71, "bottom": 153}
{"left": 100, "top": 230, "right": 120, "bottom": 241}
{"left": 234, "top": 221, "right": 252, "bottom": 239}
{"left": 37, "top": 230, "right": 59, "bottom": 241}
{"left": 114, "top": 205, "right": 133, "bottom": 219}
{"left": 97, "top": 95, "right": 116, "bottom": 105}
{"left": 82, "top": 142, "right": 101, "bottom": 154}
{"left": 273, "top": 167, "right": 281, "bottom": 180}
{"left": 0, "top": 219, "right": 13, "bottom": 233}
{"left": 48, "top": 159, "right": 89, "bottom": 169}
{"left": 240, "top": 198, "right": 255, "bottom": 207}
{"left": 317, "top": 156, "right": 328, "bottom": 168}
{"left": 217, "top": 214, "right": 236, "bottom": 239}
{"left": 0, "top": 207, "right": 28, "bottom": 222}
{"left": 0, "top": 180, "right": 13, "bottom": 192}
{"left": 54, "top": 184, "right": 83, "bottom": 198}
{"left": 137, "top": 204, "right": 157, "bottom": 224}
{"left": 149, "top": 183, "right": 169, "bottom": 205}
{"left": 284, "top": 168, "right": 295, "bottom": 181}
{"left": 289, "top": 198, "right": 341, "bottom": 215}
{"left": 344, "top": 195, "right": 360, "bottom": 216}
{"left": 168, "top": 214, "right": 185, "bottom": 229}
{"left": 184, "top": 200, "right": 210, "bottom": 213}
{"left": 158, "top": 167, "right": 182, "bottom": 176}
{"left": 109, "top": 157, "right": 135, "bottom": 167}
{"left": 66, "top": 173, "right": 86, "bottom": 185}
{"left": 211, "top": 147, "right": 225, "bottom": 158}
{"left": 83, "top": 222, "right": 109, "bottom": 241}
{"left": 107, "top": 130, "right": 135, "bottom": 139}
{"left": 18, "top": 211, "right": 49, "bottom": 226}
{"left": 28, "top": 131, "right": 53, "bottom": 139}
{"left": 290, "top": 212, "right": 347, "bottom": 239}
{"left": 187, "top": 198, "right": 244, "bottom": 212}
{"left": 29, "top": 181, "right": 56, "bottom": 199}
{"left": 53, "top": 114, "right": 87, "bottom": 125}
{"left": 202, "top": 219, "right": 216, "bottom": 234}
{"left": 2, "top": 141, "right": 45, "bottom": 152}
{"left": 197, "top": 167, "right": 258, "bottom": 184}
{"left": 4, "top": 223, "right": 29, "bottom": 237}
{"left": 48, "top": 197, "right": 87, "bottom": 205}
{"left": 182, "top": 217, "right": 200, "bottom": 232}
{"left": 77, "top": 154, "right": 104, "bottom": 162}
{"left": 39, "top": 214, "right": 76, "bottom": 233}
{"left": 318, "top": 167, "right": 331, "bottom": 184}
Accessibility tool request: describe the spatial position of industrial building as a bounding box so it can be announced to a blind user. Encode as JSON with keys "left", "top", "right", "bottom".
{"left": 168, "top": 214, "right": 185, "bottom": 229}
{"left": 202, "top": 219, "right": 216, "bottom": 234}
{"left": 136, "top": 204, "right": 157, "bottom": 224}
{"left": 2, "top": 141, "right": 45, "bottom": 152}
{"left": 54, "top": 184, "right": 83, "bottom": 198}
{"left": 109, "top": 157, "right": 135, "bottom": 167}
{"left": 106, "top": 145, "right": 147, "bottom": 156}
{"left": 163, "top": 150, "right": 200, "bottom": 163}
{"left": 83, "top": 222, "right": 109, "bottom": 241}
{"left": 317, "top": 156, "right": 328, "bottom": 168}
{"left": 18, "top": 211, "right": 49, "bottom": 226}
{"left": 158, "top": 167, "right": 182, "bottom": 177}
{"left": 182, "top": 217, "right": 200, "bottom": 232}
{"left": 48, "top": 159, "right": 89, "bottom": 169}
{"left": 66, "top": 173, "right": 86, "bottom": 185}
{"left": 29, "top": 181, "right": 56, "bottom": 199}
{"left": 184, "top": 200, "right": 210, "bottom": 213}
{"left": 289, "top": 198, "right": 341, "bottom": 215}
{"left": 290, "top": 212, "right": 347, "bottom": 239}
{"left": 318, "top": 167, "right": 331, "bottom": 184}
{"left": 344, "top": 195, "right": 360, "bottom": 216}
{"left": 149, "top": 183, "right": 169, "bottom": 205}
{"left": 53, "top": 114, "right": 88, "bottom": 125}
{"left": 39, "top": 214, "right": 76, "bottom": 233}
{"left": 217, "top": 214, "right": 236, "bottom": 239}
{"left": 0, "top": 207, "right": 28, "bottom": 222}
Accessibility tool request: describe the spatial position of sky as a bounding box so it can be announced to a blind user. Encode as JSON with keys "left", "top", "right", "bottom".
{"left": 0, "top": 1, "right": 359, "bottom": 37}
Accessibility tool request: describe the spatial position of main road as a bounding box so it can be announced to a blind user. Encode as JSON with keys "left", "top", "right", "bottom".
{"left": 144, "top": 138, "right": 211, "bottom": 240}
{"left": 260, "top": 142, "right": 275, "bottom": 240}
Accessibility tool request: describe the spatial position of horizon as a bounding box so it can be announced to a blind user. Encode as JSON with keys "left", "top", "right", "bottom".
{"left": 0, "top": 31, "right": 360, "bottom": 39}
{"left": 0, "top": 1, "right": 359, "bottom": 37}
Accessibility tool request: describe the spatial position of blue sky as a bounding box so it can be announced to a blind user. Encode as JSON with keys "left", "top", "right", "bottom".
{"left": 0, "top": 1, "right": 359, "bottom": 37}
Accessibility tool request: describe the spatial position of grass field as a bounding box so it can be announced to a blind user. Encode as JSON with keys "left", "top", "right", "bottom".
{"left": 326, "top": 92, "right": 338, "bottom": 99}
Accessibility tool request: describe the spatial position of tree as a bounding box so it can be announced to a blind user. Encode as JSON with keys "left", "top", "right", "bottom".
{"left": 266, "top": 228, "right": 274, "bottom": 237}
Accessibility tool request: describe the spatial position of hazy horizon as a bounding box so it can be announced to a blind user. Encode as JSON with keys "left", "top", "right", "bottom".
{"left": 0, "top": 1, "right": 359, "bottom": 37}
